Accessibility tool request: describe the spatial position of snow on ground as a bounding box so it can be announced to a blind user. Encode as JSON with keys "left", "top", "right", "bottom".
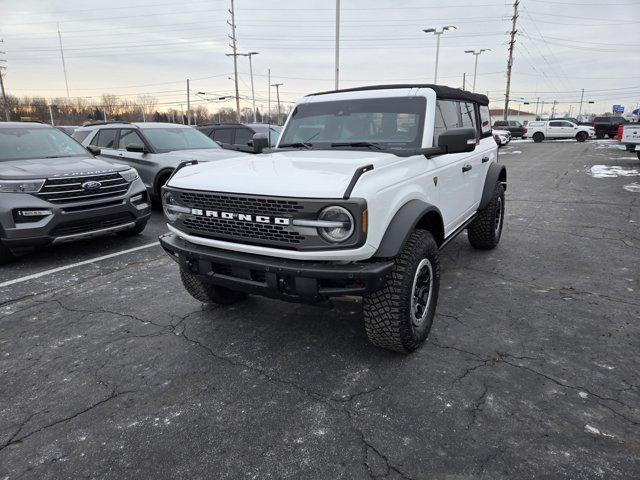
{"left": 588, "top": 165, "right": 640, "bottom": 178}
{"left": 623, "top": 183, "right": 640, "bottom": 192}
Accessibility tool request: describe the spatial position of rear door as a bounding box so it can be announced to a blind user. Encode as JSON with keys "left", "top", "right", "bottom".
{"left": 211, "top": 127, "right": 234, "bottom": 149}
{"left": 547, "top": 121, "right": 568, "bottom": 138}
{"left": 231, "top": 127, "right": 254, "bottom": 153}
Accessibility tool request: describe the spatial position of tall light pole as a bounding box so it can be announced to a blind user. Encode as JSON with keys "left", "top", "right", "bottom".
{"left": 464, "top": 49, "right": 490, "bottom": 93}
{"left": 335, "top": 0, "right": 340, "bottom": 89}
{"left": 238, "top": 52, "right": 259, "bottom": 123}
{"left": 422, "top": 26, "right": 456, "bottom": 84}
{"left": 227, "top": 0, "right": 241, "bottom": 123}
{"left": 0, "top": 42, "right": 9, "bottom": 121}
{"left": 57, "top": 23, "right": 70, "bottom": 98}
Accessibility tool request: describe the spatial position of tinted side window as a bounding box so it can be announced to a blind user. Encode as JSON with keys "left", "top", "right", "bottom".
{"left": 94, "top": 129, "right": 117, "bottom": 148}
{"left": 479, "top": 105, "right": 491, "bottom": 135}
{"left": 213, "top": 128, "right": 233, "bottom": 144}
{"left": 72, "top": 130, "right": 91, "bottom": 143}
{"left": 549, "top": 121, "right": 563, "bottom": 127}
{"left": 433, "top": 100, "right": 461, "bottom": 145}
{"left": 494, "top": 121, "right": 507, "bottom": 127}
{"left": 234, "top": 128, "right": 253, "bottom": 145}
{"left": 460, "top": 102, "right": 477, "bottom": 134}
{"left": 118, "top": 129, "right": 145, "bottom": 150}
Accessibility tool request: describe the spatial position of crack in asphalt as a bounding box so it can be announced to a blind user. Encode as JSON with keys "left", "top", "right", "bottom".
{"left": 466, "top": 384, "right": 489, "bottom": 430}
{"left": 0, "top": 389, "right": 137, "bottom": 453}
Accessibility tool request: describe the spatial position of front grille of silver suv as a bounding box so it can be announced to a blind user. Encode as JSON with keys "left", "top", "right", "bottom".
{"left": 37, "top": 173, "right": 129, "bottom": 204}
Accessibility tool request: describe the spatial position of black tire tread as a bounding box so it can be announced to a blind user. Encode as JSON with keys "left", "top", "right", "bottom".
{"left": 0, "top": 244, "right": 15, "bottom": 266}
{"left": 363, "top": 230, "right": 439, "bottom": 353}
{"left": 468, "top": 183, "right": 505, "bottom": 250}
{"left": 180, "top": 268, "right": 246, "bottom": 305}
{"left": 533, "top": 132, "right": 544, "bottom": 143}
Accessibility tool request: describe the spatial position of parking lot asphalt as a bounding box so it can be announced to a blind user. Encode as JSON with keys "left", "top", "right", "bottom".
{"left": 1, "top": 140, "right": 639, "bottom": 480}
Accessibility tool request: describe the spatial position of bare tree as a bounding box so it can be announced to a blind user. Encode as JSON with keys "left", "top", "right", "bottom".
{"left": 136, "top": 95, "right": 158, "bottom": 122}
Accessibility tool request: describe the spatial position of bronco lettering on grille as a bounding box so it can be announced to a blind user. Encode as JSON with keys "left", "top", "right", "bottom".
{"left": 190, "top": 209, "right": 291, "bottom": 226}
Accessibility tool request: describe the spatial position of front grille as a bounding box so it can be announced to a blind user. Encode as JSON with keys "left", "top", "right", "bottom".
{"left": 50, "top": 212, "right": 135, "bottom": 237}
{"left": 179, "top": 191, "right": 304, "bottom": 216}
{"left": 183, "top": 216, "right": 304, "bottom": 245}
{"left": 38, "top": 173, "right": 129, "bottom": 204}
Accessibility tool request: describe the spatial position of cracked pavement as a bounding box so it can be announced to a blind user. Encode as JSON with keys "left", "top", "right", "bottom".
{"left": 1, "top": 140, "right": 639, "bottom": 479}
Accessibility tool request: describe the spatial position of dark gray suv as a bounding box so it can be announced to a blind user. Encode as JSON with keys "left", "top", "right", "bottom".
{"left": 0, "top": 122, "right": 151, "bottom": 264}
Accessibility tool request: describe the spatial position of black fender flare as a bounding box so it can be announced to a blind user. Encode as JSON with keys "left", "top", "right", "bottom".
{"left": 373, "top": 200, "right": 444, "bottom": 258}
{"left": 479, "top": 163, "right": 507, "bottom": 210}
{"left": 154, "top": 168, "right": 175, "bottom": 198}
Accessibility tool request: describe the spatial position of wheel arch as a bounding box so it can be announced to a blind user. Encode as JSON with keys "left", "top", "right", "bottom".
{"left": 373, "top": 200, "right": 444, "bottom": 258}
{"left": 479, "top": 163, "right": 507, "bottom": 210}
{"left": 154, "top": 168, "right": 175, "bottom": 198}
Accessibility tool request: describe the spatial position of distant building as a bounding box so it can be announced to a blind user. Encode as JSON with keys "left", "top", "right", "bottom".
{"left": 489, "top": 108, "right": 537, "bottom": 123}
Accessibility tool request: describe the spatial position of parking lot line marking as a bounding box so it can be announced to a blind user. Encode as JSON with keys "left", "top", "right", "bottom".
{"left": 0, "top": 241, "right": 160, "bottom": 289}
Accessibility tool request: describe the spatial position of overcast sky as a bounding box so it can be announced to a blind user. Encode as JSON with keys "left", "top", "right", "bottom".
{"left": 1, "top": 0, "right": 639, "bottom": 116}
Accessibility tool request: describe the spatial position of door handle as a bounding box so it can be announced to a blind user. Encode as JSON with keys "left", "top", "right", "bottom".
{"left": 482, "top": 156, "right": 490, "bottom": 163}
{"left": 462, "top": 164, "right": 472, "bottom": 172}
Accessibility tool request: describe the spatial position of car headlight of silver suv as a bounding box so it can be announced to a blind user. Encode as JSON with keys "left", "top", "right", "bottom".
{"left": 0, "top": 179, "right": 45, "bottom": 193}
{"left": 162, "top": 190, "right": 190, "bottom": 222}
{"left": 119, "top": 168, "right": 139, "bottom": 182}
{"left": 317, "top": 206, "right": 355, "bottom": 242}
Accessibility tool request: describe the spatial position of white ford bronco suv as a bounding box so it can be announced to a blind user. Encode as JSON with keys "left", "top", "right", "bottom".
{"left": 159, "top": 85, "right": 506, "bottom": 353}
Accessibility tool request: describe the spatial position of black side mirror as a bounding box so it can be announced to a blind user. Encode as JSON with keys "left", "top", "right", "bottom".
{"left": 252, "top": 133, "right": 269, "bottom": 154}
{"left": 87, "top": 145, "right": 101, "bottom": 156}
{"left": 126, "top": 143, "right": 147, "bottom": 153}
{"left": 437, "top": 127, "right": 477, "bottom": 154}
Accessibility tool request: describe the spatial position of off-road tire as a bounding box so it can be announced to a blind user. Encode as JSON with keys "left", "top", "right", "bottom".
{"left": 362, "top": 230, "right": 440, "bottom": 353}
{"left": 637, "top": 152, "right": 640, "bottom": 161}
{"left": 467, "top": 183, "right": 505, "bottom": 250}
{"left": 117, "top": 221, "right": 147, "bottom": 237}
{"left": 532, "top": 132, "right": 544, "bottom": 143}
{"left": 180, "top": 267, "right": 247, "bottom": 305}
{"left": 576, "top": 131, "right": 588, "bottom": 142}
{"left": 0, "top": 243, "right": 16, "bottom": 265}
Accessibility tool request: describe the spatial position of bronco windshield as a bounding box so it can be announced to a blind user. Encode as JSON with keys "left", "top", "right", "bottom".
{"left": 0, "top": 127, "right": 89, "bottom": 162}
{"left": 279, "top": 97, "right": 426, "bottom": 150}
{"left": 142, "top": 127, "right": 222, "bottom": 153}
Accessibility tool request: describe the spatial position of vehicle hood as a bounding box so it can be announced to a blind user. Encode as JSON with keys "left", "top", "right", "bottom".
{"left": 492, "top": 129, "right": 509, "bottom": 136}
{"left": 168, "top": 149, "right": 401, "bottom": 198}
{"left": 161, "top": 148, "right": 249, "bottom": 163}
{"left": 0, "top": 156, "right": 129, "bottom": 180}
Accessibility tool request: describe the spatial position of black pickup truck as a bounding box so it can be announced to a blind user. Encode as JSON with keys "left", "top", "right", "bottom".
{"left": 492, "top": 120, "right": 525, "bottom": 138}
{"left": 592, "top": 116, "right": 629, "bottom": 139}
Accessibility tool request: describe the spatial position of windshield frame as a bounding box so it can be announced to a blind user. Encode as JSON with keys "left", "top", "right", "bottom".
{"left": 277, "top": 96, "right": 427, "bottom": 154}
{"left": 0, "top": 126, "right": 90, "bottom": 162}
{"left": 141, "top": 127, "right": 222, "bottom": 153}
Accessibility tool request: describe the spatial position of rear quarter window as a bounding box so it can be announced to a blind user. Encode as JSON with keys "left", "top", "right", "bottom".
{"left": 71, "top": 130, "right": 90, "bottom": 143}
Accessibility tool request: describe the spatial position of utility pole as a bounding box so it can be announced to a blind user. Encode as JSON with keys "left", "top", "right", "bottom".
{"left": 267, "top": 68, "right": 271, "bottom": 124}
{"left": 0, "top": 42, "right": 10, "bottom": 121}
{"left": 236, "top": 52, "right": 259, "bottom": 123}
{"left": 462, "top": 73, "right": 466, "bottom": 90}
{"left": 271, "top": 83, "right": 283, "bottom": 125}
{"left": 48, "top": 102, "right": 54, "bottom": 125}
{"left": 551, "top": 100, "right": 557, "bottom": 118}
{"left": 57, "top": 23, "right": 70, "bottom": 98}
{"left": 335, "top": 0, "right": 340, "bottom": 89}
{"left": 186, "top": 79, "right": 191, "bottom": 125}
{"left": 535, "top": 97, "right": 540, "bottom": 117}
{"left": 540, "top": 100, "right": 545, "bottom": 119}
{"left": 503, "top": 0, "right": 519, "bottom": 120}
{"left": 577, "top": 88, "right": 585, "bottom": 119}
{"left": 423, "top": 26, "right": 456, "bottom": 84}
{"left": 227, "top": 0, "right": 241, "bottom": 123}
{"left": 464, "top": 49, "right": 491, "bottom": 93}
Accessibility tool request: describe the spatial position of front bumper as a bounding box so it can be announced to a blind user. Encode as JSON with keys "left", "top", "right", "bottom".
{"left": 160, "top": 232, "right": 394, "bottom": 302}
{"left": 0, "top": 179, "right": 151, "bottom": 252}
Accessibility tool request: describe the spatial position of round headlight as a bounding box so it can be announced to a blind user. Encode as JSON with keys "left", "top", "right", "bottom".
{"left": 318, "top": 206, "right": 354, "bottom": 243}
{"left": 163, "top": 191, "right": 180, "bottom": 222}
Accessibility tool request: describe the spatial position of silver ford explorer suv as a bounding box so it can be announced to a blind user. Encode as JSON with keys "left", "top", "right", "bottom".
{"left": 0, "top": 122, "right": 151, "bottom": 264}
{"left": 73, "top": 122, "right": 248, "bottom": 201}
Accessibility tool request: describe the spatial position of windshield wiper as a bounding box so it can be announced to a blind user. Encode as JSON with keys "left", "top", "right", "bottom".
{"left": 278, "top": 142, "right": 313, "bottom": 149}
{"left": 330, "top": 142, "right": 384, "bottom": 150}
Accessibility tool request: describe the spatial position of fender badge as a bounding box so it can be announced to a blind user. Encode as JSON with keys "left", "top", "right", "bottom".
{"left": 433, "top": 176, "right": 439, "bottom": 186}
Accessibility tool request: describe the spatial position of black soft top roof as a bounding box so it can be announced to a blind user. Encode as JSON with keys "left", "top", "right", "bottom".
{"left": 307, "top": 84, "right": 489, "bottom": 106}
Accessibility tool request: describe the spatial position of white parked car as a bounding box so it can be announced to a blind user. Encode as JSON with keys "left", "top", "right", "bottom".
{"left": 619, "top": 124, "right": 640, "bottom": 160}
{"left": 159, "top": 84, "right": 506, "bottom": 353}
{"left": 523, "top": 120, "right": 595, "bottom": 143}
{"left": 492, "top": 129, "right": 511, "bottom": 147}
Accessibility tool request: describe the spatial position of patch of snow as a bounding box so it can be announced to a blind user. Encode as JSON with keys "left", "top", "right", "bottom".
{"left": 578, "top": 392, "right": 588, "bottom": 399}
{"left": 623, "top": 183, "right": 640, "bottom": 192}
{"left": 588, "top": 165, "right": 640, "bottom": 178}
{"left": 584, "top": 424, "right": 600, "bottom": 435}
{"left": 501, "top": 150, "right": 522, "bottom": 155}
